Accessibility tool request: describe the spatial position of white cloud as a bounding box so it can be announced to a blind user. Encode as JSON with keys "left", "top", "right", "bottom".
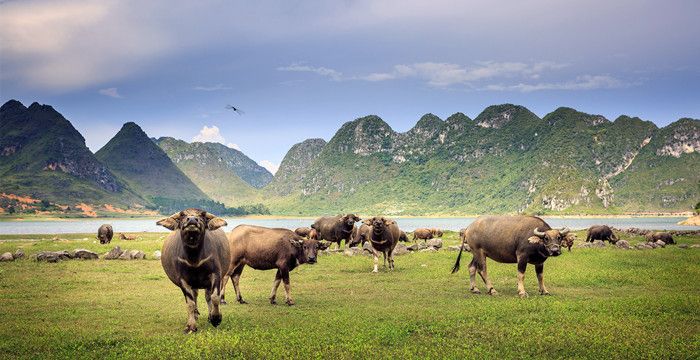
{"left": 277, "top": 63, "right": 344, "bottom": 81}
{"left": 192, "top": 125, "right": 226, "bottom": 143}
{"left": 227, "top": 143, "right": 241, "bottom": 151}
{"left": 484, "top": 75, "right": 629, "bottom": 92}
{"left": 98, "top": 87, "right": 122, "bottom": 98}
{"left": 193, "top": 84, "right": 232, "bottom": 91}
{"left": 259, "top": 160, "right": 279, "bottom": 174}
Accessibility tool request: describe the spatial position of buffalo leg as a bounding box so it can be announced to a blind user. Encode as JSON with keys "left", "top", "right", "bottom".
{"left": 180, "top": 279, "right": 199, "bottom": 334}
{"left": 382, "top": 252, "right": 388, "bottom": 268}
{"left": 468, "top": 257, "right": 481, "bottom": 294}
{"left": 279, "top": 267, "right": 294, "bottom": 306}
{"left": 204, "top": 274, "right": 222, "bottom": 327}
{"left": 477, "top": 256, "right": 497, "bottom": 295}
{"left": 270, "top": 270, "right": 282, "bottom": 305}
{"left": 372, "top": 249, "right": 380, "bottom": 273}
{"left": 231, "top": 264, "right": 247, "bottom": 304}
{"left": 516, "top": 256, "right": 528, "bottom": 298}
{"left": 535, "top": 264, "right": 549, "bottom": 295}
{"left": 220, "top": 273, "right": 230, "bottom": 305}
{"left": 388, "top": 250, "right": 395, "bottom": 270}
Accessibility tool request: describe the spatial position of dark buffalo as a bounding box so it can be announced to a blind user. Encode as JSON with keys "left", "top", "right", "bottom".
{"left": 586, "top": 225, "right": 618, "bottom": 244}
{"left": 452, "top": 215, "right": 569, "bottom": 298}
{"left": 223, "top": 225, "right": 329, "bottom": 305}
{"left": 158, "top": 209, "right": 230, "bottom": 333}
{"left": 348, "top": 222, "right": 372, "bottom": 248}
{"left": 645, "top": 231, "right": 675, "bottom": 244}
{"left": 294, "top": 227, "right": 312, "bottom": 238}
{"left": 97, "top": 224, "right": 113, "bottom": 244}
{"left": 311, "top": 214, "right": 361, "bottom": 249}
{"left": 365, "top": 217, "right": 401, "bottom": 273}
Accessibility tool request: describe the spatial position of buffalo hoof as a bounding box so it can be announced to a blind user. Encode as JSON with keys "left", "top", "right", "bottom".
{"left": 519, "top": 292, "right": 529, "bottom": 298}
{"left": 220, "top": 298, "right": 228, "bottom": 305}
{"left": 270, "top": 298, "right": 277, "bottom": 305}
{"left": 183, "top": 325, "right": 198, "bottom": 334}
{"left": 285, "top": 299, "right": 295, "bottom": 306}
{"left": 487, "top": 288, "right": 498, "bottom": 296}
{"left": 237, "top": 298, "right": 247, "bottom": 304}
{"left": 209, "top": 314, "right": 222, "bottom": 327}
{"left": 540, "top": 291, "right": 550, "bottom": 296}
{"left": 470, "top": 288, "right": 481, "bottom": 294}
{"left": 372, "top": 269, "right": 378, "bottom": 273}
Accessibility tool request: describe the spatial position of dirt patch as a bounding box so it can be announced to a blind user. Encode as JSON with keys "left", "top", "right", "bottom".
{"left": 75, "top": 203, "right": 97, "bottom": 217}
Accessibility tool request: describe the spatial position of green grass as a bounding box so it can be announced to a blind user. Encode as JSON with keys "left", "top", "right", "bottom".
{"left": 0, "top": 231, "right": 699, "bottom": 359}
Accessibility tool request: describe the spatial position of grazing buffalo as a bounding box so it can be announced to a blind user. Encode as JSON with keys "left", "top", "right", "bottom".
{"left": 223, "top": 225, "right": 329, "bottom": 305}
{"left": 119, "top": 233, "right": 137, "bottom": 240}
{"left": 586, "top": 225, "right": 618, "bottom": 244}
{"left": 452, "top": 215, "right": 569, "bottom": 298}
{"left": 399, "top": 230, "right": 409, "bottom": 243}
{"left": 348, "top": 222, "right": 372, "bottom": 248}
{"left": 311, "top": 214, "right": 361, "bottom": 249}
{"left": 365, "top": 217, "right": 401, "bottom": 272}
{"left": 294, "top": 227, "right": 312, "bottom": 238}
{"left": 412, "top": 228, "right": 442, "bottom": 243}
{"left": 645, "top": 232, "right": 675, "bottom": 244}
{"left": 158, "top": 209, "right": 230, "bottom": 333}
{"left": 97, "top": 224, "right": 113, "bottom": 244}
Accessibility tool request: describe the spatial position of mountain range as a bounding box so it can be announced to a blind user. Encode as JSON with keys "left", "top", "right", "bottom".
{"left": 1, "top": 99, "right": 697, "bottom": 216}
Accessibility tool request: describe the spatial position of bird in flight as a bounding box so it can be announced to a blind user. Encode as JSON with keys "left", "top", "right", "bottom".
{"left": 225, "top": 104, "right": 245, "bottom": 115}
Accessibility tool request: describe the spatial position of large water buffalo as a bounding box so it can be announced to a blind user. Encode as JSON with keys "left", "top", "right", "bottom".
{"left": 586, "top": 225, "right": 618, "bottom": 244}
{"left": 223, "top": 225, "right": 329, "bottom": 306}
{"left": 412, "top": 228, "right": 442, "bottom": 243}
{"left": 452, "top": 215, "right": 569, "bottom": 298}
{"left": 311, "top": 214, "right": 361, "bottom": 248}
{"left": 97, "top": 224, "right": 113, "bottom": 244}
{"left": 158, "top": 209, "right": 230, "bottom": 333}
{"left": 364, "top": 217, "right": 401, "bottom": 272}
{"left": 645, "top": 231, "right": 675, "bottom": 244}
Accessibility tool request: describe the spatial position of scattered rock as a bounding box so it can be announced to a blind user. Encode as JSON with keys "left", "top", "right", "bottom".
{"left": 592, "top": 240, "right": 606, "bottom": 248}
{"left": 343, "top": 249, "right": 355, "bottom": 257}
{"left": 426, "top": 238, "right": 443, "bottom": 249}
{"left": 577, "top": 242, "right": 592, "bottom": 248}
{"left": 654, "top": 240, "right": 666, "bottom": 248}
{"left": 419, "top": 246, "right": 438, "bottom": 253}
{"left": 119, "top": 249, "right": 145, "bottom": 260}
{"left": 13, "top": 249, "right": 25, "bottom": 259}
{"left": 678, "top": 244, "right": 689, "bottom": 249}
{"left": 615, "top": 240, "right": 631, "bottom": 249}
{"left": 646, "top": 242, "right": 659, "bottom": 249}
{"left": 0, "top": 252, "right": 14, "bottom": 262}
{"left": 362, "top": 242, "right": 373, "bottom": 253}
{"left": 153, "top": 250, "right": 162, "bottom": 260}
{"left": 104, "top": 246, "right": 123, "bottom": 260}
{"left": 408, "top": 243, "right": 428, "bottom": 252}
{"left": 635, "top": 243, "right": 652, "bottom": 250}
{"left": 392, "top": 243, "right": 410, "bottom": 256}
{"left": 35, "top": 251, "right": 72, "bottom": 262}
{"left": 72, "top": 249, "right": 99, "bottom": 260}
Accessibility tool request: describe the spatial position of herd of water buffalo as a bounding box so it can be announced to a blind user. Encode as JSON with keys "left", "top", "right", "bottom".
{"left": 95, "top": 209, "right": 676, "bottom": 333}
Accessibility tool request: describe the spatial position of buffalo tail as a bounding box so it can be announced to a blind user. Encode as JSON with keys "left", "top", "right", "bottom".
{"left": 451, "top": 243, "right": 464, "bottom": 274}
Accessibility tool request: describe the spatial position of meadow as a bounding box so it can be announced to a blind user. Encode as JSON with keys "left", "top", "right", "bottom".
{"left": 0, "top": 231, "right": 698, "bottom": 359}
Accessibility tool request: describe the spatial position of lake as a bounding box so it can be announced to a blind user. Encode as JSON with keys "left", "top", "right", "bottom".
{"left": 0, "top": 216, "right": 696, "bottom": 235}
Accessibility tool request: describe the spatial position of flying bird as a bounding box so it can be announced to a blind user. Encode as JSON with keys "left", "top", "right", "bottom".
{"left": 225, "top": 104, "right": 245, "bottom": 115}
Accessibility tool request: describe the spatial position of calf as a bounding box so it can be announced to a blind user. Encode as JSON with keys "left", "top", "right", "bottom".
{"left": 158, "top": 209, "right": 230, "bottom": 333}
{"left": 586, "top": 225, "right": 618, "bottom": 244}
{"left": 223, "top": 225, "right": 329, "bottom": 306}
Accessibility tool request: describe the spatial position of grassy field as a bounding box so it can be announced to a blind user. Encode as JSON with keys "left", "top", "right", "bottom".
{"left": 0, "top": 231, "right": 698, "bottom": 359}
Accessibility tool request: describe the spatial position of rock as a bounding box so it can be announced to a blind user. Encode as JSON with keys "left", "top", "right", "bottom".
{"left": 426, "top": 238, "right": 443, "bottom": 249}
{"left": 130, "top": 250, "right": 145, "bottom": 260}
{"left": 592, "top": 240, "right": 606, "bottom": 248}
{"left": 615, "top": 240, "right": 630, "bottom": 249}
{"left": 153, "top": 250, "right": 162, "bottom": 260}
{"left": 72, "top": 249, "right": 99, "bottom": 260}
{"left": 655, "top": 240, "right": 666, "bottom": 248}
{"left": 447, "top": 245, "right": 461, "bottom": 251}
{"left": 635, "top": 243, "right": 652, "bottom": 250}
{"left": 392, "top": 243, "right": 410, "bottom": 256}
{"left": 104, "top": 246, "right": 123, "bottom": 260}
{"left": 362, "top": 242, "right": 373, "bottom": 252}
{"left": 577, "top": 242, "right": 592, "bottom": 248}
{"left": 690, "top": 244, "right": 700, "bottom": 249}
{"left": 678, "top": 244, "right": 689, "bottom": 249}
{"left": 408, "top": 243, "right": 428, "bottom": 252}
{"left": 0, "top": 252, "right": 14, "bottom": 262}
{"left": 343, "top": 249, "right": 355, "bottom": 257}
{"left": 646, "top": 242, "right": 658, "bottom": 249}
{"left": 35, "top": 251, "right": 72, "bottom": 262}
{"left": 13, "top": 249, "right": 25, "bottom": 259}
{"left": 419, "top": 246, "right": 438, "bottom": 253}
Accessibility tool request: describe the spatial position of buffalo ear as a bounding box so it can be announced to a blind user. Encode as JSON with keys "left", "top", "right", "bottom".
{"left": 156, "top": 212, "right": 182, "bottom": 230}
{"left": 527, "top": 236, "right": 543, "bottom": 245}
{"left": 353, "top": 215, "right": 361, "bottom": 222}
{"left": 318, "top": 241, "right": 330, "bottom": 250}
{"left": 207, "top": 217, "right": 227, "bottom": 231}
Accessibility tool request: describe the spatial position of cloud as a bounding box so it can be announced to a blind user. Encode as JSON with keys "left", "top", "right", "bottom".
{"left": 484, "top": 75, "right": 629, "bottom": 92}
{"left": 98, "top": 87, "right": 122, "bottom": 98}
{"left": 227, "top": 143, "right": 241, "bottom": 151}
{"left": 192, "top": 125, "right": 226, "bottom": 143}
{"left": 259, "top": 160, "right": 279, "bottom": 174}
{"left": 193, "top": 84, "right": 232, "bottom": 91}
{"left": 277, "top": 63, "right": 344, "bottom": 81}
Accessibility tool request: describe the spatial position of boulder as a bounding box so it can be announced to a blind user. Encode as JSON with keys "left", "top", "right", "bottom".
{"left": 343, "top": 249, "right": 356, "bottom": 257}
{"left": 408, "top": 243, "right": 428, "bottom": 252}
{"left": 419, "top": 246, "right": 438, "bottom": 253}
{"left": 577, "top": 242, "right": 592, "bottom": 248}
{"left": 426, "top": 238, "right": 443, "bottom": 249}
{"left": 13, "top": 249, "right": 25, "bottom": 260}
{"left": 35, "top": 251, "right": 72, "bottom": 262}
{"left": 153, "top": 250, "right": 162, "bottom": 260}
{"left": 690, "top": 244, "right": 700, "bottom": 249}
{"left": 130, "top": 250, "right": 146, "bottom": 260}
{"left": 592, "top": 240, "right": 606, "bottom": 248}
{"left": 654, "top": 240, "right": 666, "bottom": 248}
{"left": 362, "top": 242, "right": 373, "bottom": 253}
{"left": 392, "top": 243, "right": 410, "bottom": 256}
{"left": 0, "top": 252, "right": 14, "bottom": 262}
{"left": 635, "top": 243, "right": 652, "bottom": 250}
{"left": 104, "top": 246, "right": 123, "bottom": 260}
{"left": 678, "top": 244, "right": 689, "bottom": 249}
{"left": 615, "top": 240, "right": 631, "bottom": 250}
{"left": 72, "top": 249, "right": 99, "bottom": 260}
{"left": 646, "top": 242, "right": 659, "bottom": 249}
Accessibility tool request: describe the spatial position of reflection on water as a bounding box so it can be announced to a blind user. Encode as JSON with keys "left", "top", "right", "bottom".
{"left": 0, "top": 216, "right": 697, "bottom": 235}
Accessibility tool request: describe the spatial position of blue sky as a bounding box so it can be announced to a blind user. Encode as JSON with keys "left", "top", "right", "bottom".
{"left": 1, "top": 0, "right": 699, "bottom": 173}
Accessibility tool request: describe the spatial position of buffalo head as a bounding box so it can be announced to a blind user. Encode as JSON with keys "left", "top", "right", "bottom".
{"left": 157, "top": 208, "right": 227, "bottom": 248}
{"left": 291, "top": 237, "right": 329, "bottom": 264}
{"left": 341, "top": 214, "right": 361, "bottom": 229}
{"left": 531, "top": 227, "right": 569, "bottom": 256}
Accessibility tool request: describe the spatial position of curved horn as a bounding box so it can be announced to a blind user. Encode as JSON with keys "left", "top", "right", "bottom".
{"left": 533, "top": 227, "right": 546, "bottom": 237}
{"left": 559, "top": 227, "right": 570, "bottom": 235}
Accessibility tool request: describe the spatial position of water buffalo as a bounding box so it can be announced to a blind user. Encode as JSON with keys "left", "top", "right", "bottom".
{"left": 399, "top": 230, "right": 409, "bottom": 243}
{"left": 412, "top": 228, "right": 441, "bottom": 243}
{"left": 294, "top": 227, "right": 312, "bottom": 238}
{"left": 562, "top": 233, "right": 576, "bottom": 252}
{"left": 586, "top": 225, "right": 618, "bottom": 244}
{"left": 311, "top": 214, "right": 361, "bottom": 249}
{"left": 645, "top": 231, "right": 675, "bottom": 244}
{"left": 348, "top": 222, "right": 372, "bottom": 248}
{"left": 365, "top": 217, "right": 401, "bottom": 272}
{"left": 97, "top": 224, "right": 113, "bottom": 244}
{"left": 452, "top": 215, "right": 569, "bottom": 298}
{"left": 223, "top": 225, "right": 329, "bottom": 306}
{"left": 308, "top": 228, "right": 318, "bottom": 240}
{"left": 119, "top": 233, "right": 137, "bottom": 240}
{"left": 158, "top": 209, "right": 230, "bottom": 333}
